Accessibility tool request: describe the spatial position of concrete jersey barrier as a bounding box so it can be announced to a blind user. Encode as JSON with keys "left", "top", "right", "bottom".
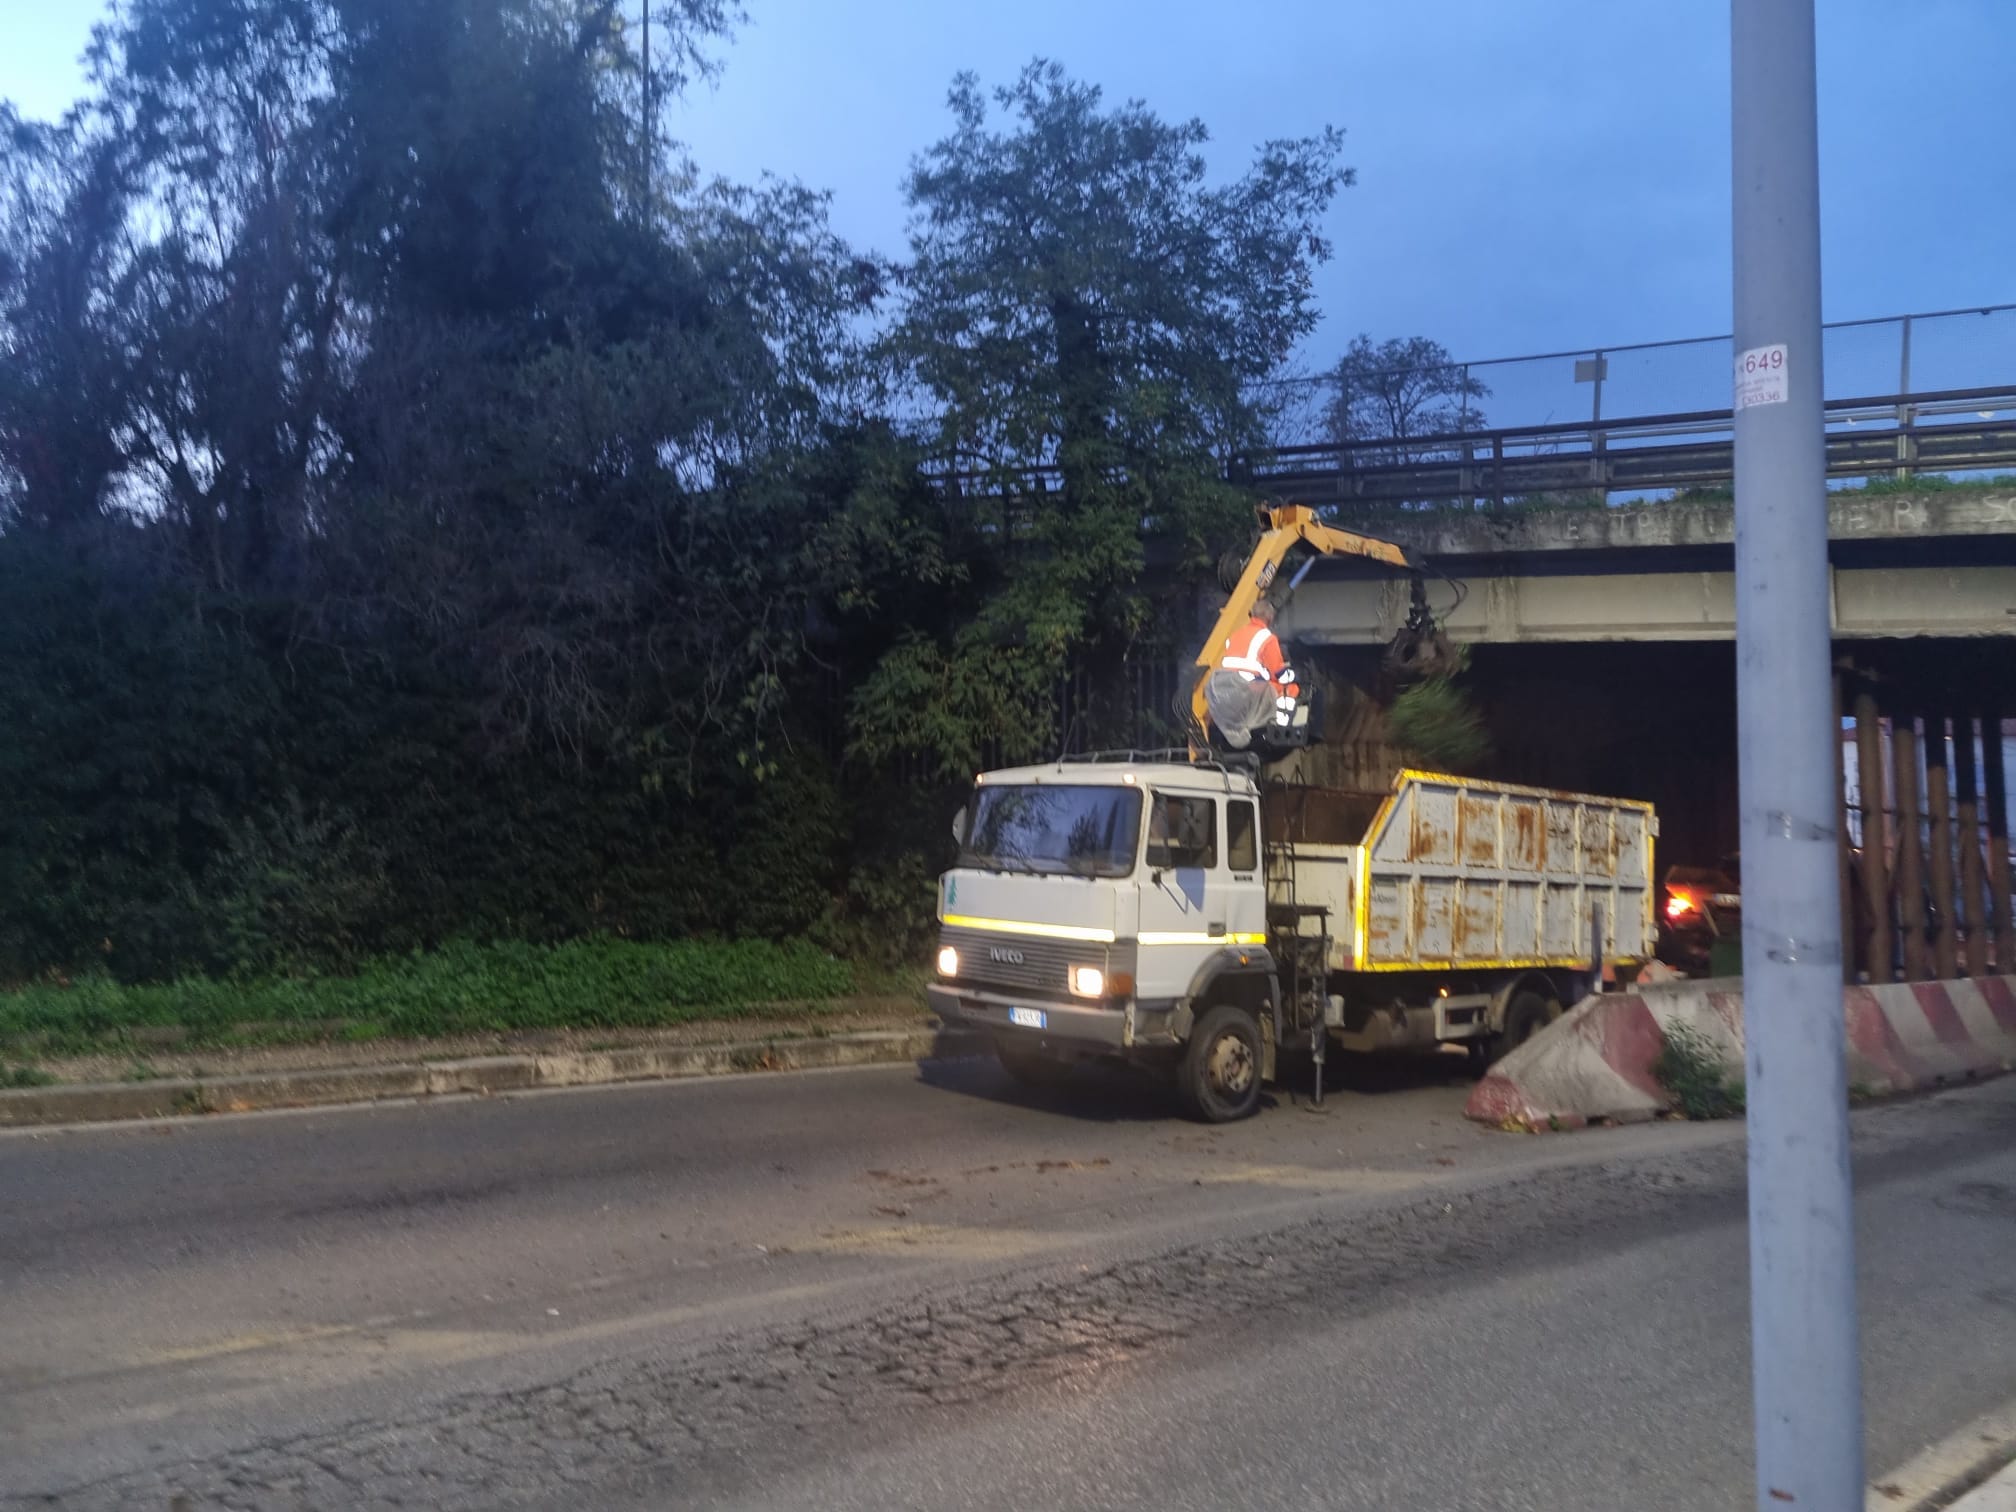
{"left": 1466, "top": 975, "right": 2016, "bottom": 1130}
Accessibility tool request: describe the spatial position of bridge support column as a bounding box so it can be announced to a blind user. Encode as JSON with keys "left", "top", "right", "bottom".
{"left": 1853, "top": 688, "right": 1891, "bottom": 981}
{"left": 1984, "top": 710, "right": 2014, "bottom": 973}
{"left": 1835, "top": 674, "right": 1856, "bottom": 982}
{"left": 1926, "top": 717, "right": 1960, "bottom": 979}
{"left": 1892, "top": 714, "right": 1931, "bottom": 980}
{"left": 1955, "top": 715, "right": 1989, "bottom": 977}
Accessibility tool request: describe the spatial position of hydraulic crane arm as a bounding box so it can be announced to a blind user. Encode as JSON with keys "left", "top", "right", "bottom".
{"left": 1188, "top": 502, "right": 1426, "bottom": 744}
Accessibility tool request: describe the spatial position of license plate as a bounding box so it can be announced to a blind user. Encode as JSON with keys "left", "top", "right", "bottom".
{"left": 1008, "top": 1007, "right": 1047, "bottom": 1030}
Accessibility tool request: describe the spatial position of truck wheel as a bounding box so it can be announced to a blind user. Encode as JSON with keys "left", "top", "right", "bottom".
{"left": 1489, "top": 990, "right": 1558, "bottom": 1064}
{"left": 994, "top": 1038, "right": 1072, "bottom": 1089}
{"left": 1178, "top": 1005, "right": 1264, "bottom": 1123}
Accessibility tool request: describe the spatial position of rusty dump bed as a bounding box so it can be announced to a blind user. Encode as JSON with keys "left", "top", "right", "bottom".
{"left": 1262, "top": 770, "right": 1657, "bottom": 974}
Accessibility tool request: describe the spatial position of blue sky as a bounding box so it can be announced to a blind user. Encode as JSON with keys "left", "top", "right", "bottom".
{"left": 6, "top": 0, "right": 2011, "bottom": 404}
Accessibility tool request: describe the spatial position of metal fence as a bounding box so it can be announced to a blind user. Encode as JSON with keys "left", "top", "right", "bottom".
{"left": 1259, "top": 303, "right": 2016, "bottom": 446}
{"left": 922, "top": 303, "right": 2015, "bottom": 511}
{"left": 1249, "top": 383, "right": 2016, "bottom": 509}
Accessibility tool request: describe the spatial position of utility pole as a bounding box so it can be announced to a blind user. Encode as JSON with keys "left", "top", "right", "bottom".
{"left": 1731, "top": 2, "right": 1865, "bottom": 1508}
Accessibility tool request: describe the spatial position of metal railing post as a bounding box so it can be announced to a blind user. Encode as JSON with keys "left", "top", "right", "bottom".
{"left": 1896, "top": 314, "right": 1915, "bottom": 479}
{"left": 1591, "top": 349, "right": 1608, "bottom": 500}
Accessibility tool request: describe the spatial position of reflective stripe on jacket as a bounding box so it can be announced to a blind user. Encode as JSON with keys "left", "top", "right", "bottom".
{"left": 1220, "top": 619, "right": 1298, "bottom": 698}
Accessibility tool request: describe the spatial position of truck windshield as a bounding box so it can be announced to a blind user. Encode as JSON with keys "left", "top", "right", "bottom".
{"left": 960, "top": 784, "right": 1142, "bottom": 878}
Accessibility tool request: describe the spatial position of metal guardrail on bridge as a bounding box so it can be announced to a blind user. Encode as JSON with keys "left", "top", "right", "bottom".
{"left": 926, "top": 302, "right": 2014, "bottom": 512}
{"left": 1251, "top": 385, "right": 2016, "bottom": 508}
{"left": 1258, "top": 303, "right": 2016, "bottom": 444}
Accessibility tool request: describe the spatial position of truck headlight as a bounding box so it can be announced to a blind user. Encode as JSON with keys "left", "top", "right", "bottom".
{"left": 1068, "top": 965, "right": 1105, "bottom": 998}
{"left": 937, "top": 945, "right": 959, "bottom": 977}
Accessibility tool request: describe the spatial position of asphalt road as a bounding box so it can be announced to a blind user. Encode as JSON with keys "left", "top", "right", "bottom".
{"left": 3, "top": 1052, "right": 2014, "bottom": 1510}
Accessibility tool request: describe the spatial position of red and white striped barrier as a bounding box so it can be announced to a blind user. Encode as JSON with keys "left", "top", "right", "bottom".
{"left": 1465, "top": 975, "right": 2016, "bottom": 1131}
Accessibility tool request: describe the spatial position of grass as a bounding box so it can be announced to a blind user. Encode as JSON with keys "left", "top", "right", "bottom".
{"left": 3, "top": 1063, "right": 58, "bottom": 1089}
{"left": 0, "top": 937, "right": 856, "bottom": 1057}
{"left": 1654, "top": 1022, "right": 1746, "bottom": 1120}
{"left": 1851, "top": 471, "right": 2016, "bottom": 495}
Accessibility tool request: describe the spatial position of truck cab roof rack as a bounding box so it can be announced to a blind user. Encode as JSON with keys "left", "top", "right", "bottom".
{"left": 1055, "top": 748, "right": 1261, "bottom": 775}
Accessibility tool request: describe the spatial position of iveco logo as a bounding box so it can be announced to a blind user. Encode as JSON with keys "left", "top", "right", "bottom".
{"left": 988, "top": 946, "right": 1025, "bottom": 965}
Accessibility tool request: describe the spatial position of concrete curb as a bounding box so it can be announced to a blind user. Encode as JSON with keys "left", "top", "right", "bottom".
{"left": 1949, "top": 1461, "right": 2016, "bottom": 1512}
{"left": 0, "top": 1027, "right": 987, "bottom": 1128}
{"left": 1466, "top": 975, "right": 2016, "bottom": 1131}
{"left": 1868, "top": 1398, "right": 2016, "bottom": 1510}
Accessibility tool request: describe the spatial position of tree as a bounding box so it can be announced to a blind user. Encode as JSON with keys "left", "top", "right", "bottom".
{"left": 1326, "top": 333, "right": 1489, "bottom": 459}
{"left": 0, "top": 108, "right": 136, "bottom": 531}
{"left": 0, "top": 0, "right": 900, "bottom": 979}
{"left": 853, "top": 60, "right": 1352, "bottom": 777}
{"left": 18, "top": 0, "right": 883, "bottom": 770}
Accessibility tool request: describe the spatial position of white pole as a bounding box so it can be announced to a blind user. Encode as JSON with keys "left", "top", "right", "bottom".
{"left": 1730, "top": 2, "right": 1865, "bottom": 1507}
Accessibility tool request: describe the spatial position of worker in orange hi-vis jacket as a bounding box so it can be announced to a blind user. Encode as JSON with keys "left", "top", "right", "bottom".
{"left": 1218, "top": 599, "right": 1300, "bottom": 730}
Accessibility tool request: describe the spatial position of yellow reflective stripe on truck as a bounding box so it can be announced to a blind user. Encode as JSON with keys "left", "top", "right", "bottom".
{"left": 939, "top": 914, "right": 1117, "bottom": 943}
{"left": 1353, "top": 842, "right": 1371, "bottom": 969}
{"left": 939, "top": 916, "right": 1266, "bottom": 948}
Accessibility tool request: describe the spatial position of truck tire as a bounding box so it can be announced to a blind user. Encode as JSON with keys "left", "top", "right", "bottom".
{"left": 993, "top": 1037, "right": 1073, "bottom": 1089}
{"left": 1177, "top": 1004, "right": 1264, "bottom": 1123}
{"left": 1489, "top": 989, "right": 1559, "bottom": 1064}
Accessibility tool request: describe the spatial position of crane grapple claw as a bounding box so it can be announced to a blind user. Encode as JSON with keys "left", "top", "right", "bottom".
{"left": 1382, "top": 573, "right": 1461, "bottom": 683}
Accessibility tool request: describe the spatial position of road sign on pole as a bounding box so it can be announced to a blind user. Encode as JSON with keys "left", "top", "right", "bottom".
{"left": 1731, "top": 2, "right": 1866, "bottom": 1508}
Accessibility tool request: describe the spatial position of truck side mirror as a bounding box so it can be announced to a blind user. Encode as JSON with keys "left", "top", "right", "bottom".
{"left": 950, "top": 805, "right": 968, "bottom": 847}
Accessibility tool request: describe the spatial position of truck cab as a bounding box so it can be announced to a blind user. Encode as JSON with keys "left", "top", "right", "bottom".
{"left": 929, "top": 752, "right": 1282, "bottom": 1121}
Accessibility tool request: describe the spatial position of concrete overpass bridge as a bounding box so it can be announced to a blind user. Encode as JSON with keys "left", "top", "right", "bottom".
{"left": 1241, "top": 306, "right": 2016, "bottom": 744}
{"left": 1282, "top": 485, "right": 2016, "bottom": 649}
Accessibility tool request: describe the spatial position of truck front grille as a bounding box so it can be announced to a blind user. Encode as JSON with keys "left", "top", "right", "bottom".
{"left": 938, "top": 926, "right": 1133, "bottom": 1000}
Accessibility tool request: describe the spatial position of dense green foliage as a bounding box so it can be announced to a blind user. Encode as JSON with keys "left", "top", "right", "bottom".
{"left": 0, "top": 7, "right": 1355, "bottom": 989}
{"left": 852, "top": 62, "right": 1348, "bottom": 779}
{"left": 0, "top": 938, "right": 855, "bottom": 1052}
{"left": 1385, "top": 647, "right": 1492, "bottom": 773}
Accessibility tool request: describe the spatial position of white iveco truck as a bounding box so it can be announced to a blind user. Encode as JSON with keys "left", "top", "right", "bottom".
{"left": 928, "top": 756, "right": 1657, "bottom": 1121}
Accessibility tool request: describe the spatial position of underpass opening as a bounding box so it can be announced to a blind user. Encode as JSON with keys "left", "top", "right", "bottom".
{"left": 1275, "top": 637, "right": 2016, "bottom": 963}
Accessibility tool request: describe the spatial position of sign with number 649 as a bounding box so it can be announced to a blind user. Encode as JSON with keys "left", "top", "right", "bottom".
{"left": 1735, "top": 342, "right": 1790, "bottom": 408}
